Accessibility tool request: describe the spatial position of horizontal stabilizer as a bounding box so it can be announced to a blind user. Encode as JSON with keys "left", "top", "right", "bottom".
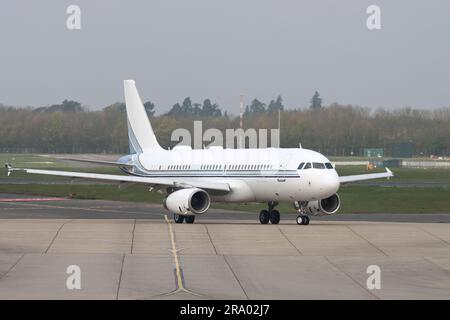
{"left": 55, "top": 157, "right": 134, "bottom": 169}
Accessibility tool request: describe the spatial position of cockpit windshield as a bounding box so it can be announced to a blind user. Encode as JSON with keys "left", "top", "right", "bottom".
{"left": 298, "top": 162, "right": 334, "bottom": 170}
{"left": 313, "top": 162, "right": 325, "bottom": 169}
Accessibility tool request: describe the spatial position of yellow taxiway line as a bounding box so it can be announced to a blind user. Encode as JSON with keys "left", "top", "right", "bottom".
{"left": 164, "top": 214, "right": 184, "bottom": 290}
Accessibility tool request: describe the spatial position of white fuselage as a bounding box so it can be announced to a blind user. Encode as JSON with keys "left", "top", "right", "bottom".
{"left": 121, "top": 146, "right": 340, "bottom": 203}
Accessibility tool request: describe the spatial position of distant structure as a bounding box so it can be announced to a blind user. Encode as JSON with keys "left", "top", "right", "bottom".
{"left": 310, "top": 91, "right": 322, "bottom": 109}
{"left": 391, "top": 142, "right": 414, "bottom": 158}
{"left": 239, "top": 95, "right": 244, "bottom": 148}
{"left": 364, "top": 148, "right": 384, "bottom": 158}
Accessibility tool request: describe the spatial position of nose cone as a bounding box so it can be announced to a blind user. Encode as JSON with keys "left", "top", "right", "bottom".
{"left": 330, "top": 170, "right": 340, "bottom": 193}
{"left": 318, "top": 170, "right": 340, "bottom": 197}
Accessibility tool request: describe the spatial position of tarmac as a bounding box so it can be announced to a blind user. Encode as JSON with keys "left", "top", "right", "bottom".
{"left": 0, "top": 194, "right": 449, "bottom": 299}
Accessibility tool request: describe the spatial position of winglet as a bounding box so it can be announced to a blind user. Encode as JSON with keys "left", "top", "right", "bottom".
{"left": 385, "top": 167, "right": 393, "bottom": 180}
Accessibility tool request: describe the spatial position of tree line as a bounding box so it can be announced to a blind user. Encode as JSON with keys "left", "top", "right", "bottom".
{"left": 0, "top": 100, "right": 448, "bottom": 156}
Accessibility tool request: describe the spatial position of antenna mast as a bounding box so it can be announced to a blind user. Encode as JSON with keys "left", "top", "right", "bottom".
{"left": 239, "top": 95, "right": 244, "bottom": 148}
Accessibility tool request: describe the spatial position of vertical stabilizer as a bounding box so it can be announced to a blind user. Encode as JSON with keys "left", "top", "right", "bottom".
{"left": 123, "top": 80, "right": 162, "bottom": 153}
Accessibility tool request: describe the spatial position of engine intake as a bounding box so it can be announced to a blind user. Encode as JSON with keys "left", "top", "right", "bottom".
{"left": 164, "top": 188, "right": 211, "bottom": 215}
{"left": 304, "top": 193, "right": 340, "bottom": 216}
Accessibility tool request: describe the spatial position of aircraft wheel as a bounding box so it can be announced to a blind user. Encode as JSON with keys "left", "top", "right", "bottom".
{"left": 304, "top": 216, "right": 310, "bottom": 225}
{"left": 269, "top": 210, "right": 280, "bottom": 224}
{"left": 185, "top": 215, "right": 195, "bottom": 224}
{"left": 174, "top": 214, "right": 185, "bottom": 224}
{"left": 259, "top": 210, "right": 270, "bottom": 224}
{"left": 296, "top": 215, "right": 308, "bottom": 225}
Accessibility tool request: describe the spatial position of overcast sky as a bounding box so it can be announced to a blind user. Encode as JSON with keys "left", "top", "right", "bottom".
{"left": 0, "top": 1, "right": 449, "bottom": 113}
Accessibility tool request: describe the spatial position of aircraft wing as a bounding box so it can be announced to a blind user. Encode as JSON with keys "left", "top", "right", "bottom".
{"left": 5, "top": 166, "right": 230, "bottom": 192}
{"left": 339, "top": 168, "right": 393, "bottom": 184}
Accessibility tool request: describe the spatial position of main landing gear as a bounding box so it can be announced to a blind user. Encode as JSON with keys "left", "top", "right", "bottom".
{"left": 173, "top": 213, "right": 195, "bottom": 224}
{"left": 259, "top": 201, "right": 311, "bottom": 225}
{"left": 259, "top": 201, "right": 281, "bottom": 225}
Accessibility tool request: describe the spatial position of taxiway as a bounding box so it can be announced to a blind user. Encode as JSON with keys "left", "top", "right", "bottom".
{"left": 0, "top": 195, "right": 449, "bottom": 299}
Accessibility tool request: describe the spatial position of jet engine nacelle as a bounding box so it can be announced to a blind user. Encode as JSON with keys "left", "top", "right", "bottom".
{"left": 296, "top": 193, "right": 340, "bottom": 216}
{"left": 163, "top": 188, "right": 211, "bottom": 215}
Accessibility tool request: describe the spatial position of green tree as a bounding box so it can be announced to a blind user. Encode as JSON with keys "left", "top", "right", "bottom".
{"left": 40, "top": 113, "right": 64, "bottom": 152}
{"left": 268, "top": 95, "right": 284, "bottom": 113}
{"left": 166, "top": 103, "right": 183, "bottom": 117}
{"left": 181, "top": 97, "right": 193, "bottom": 115}
{"left": 201, "top": 99, "right": 222, "bottom": 117}
{"left": 143, "top": 101, "right": 155, "bottom": 117}
{"left": 193, "top": 103, "right": 202, "bottom": 116}
{"left": 310, "top": 91, "right": 322, "bottom": 109}
{"left": 246, "top": 99, "right": 266, "bottom": 115}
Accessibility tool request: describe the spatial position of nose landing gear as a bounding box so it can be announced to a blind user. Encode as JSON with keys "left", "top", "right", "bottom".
{"left": 294, "top": 201, "right": 310, "bottom": 225}
{"left": 296, "top": 215, "right": 310, "bottom": 225}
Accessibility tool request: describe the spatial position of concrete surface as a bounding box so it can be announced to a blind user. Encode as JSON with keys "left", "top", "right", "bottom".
{"left": 0, "top": 196, "right": 449, "bottom": 299}
{"left": 1, "top": 193, "right": 450, "bottom": 223}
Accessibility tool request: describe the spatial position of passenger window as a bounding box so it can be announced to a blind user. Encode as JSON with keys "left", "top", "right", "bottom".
{"left": 303, "top": 162, "right": 311, "bottom": 169}
{"left": 298, "top": 162, "right": 305, "bottom": 170}
{"left": 313, "top": 162, "right": 325, "bottom": 169}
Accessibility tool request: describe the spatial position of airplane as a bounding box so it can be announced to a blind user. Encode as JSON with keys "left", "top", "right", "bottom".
{"left": 6, "top": 80, "right": 393, "bottom": 225}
